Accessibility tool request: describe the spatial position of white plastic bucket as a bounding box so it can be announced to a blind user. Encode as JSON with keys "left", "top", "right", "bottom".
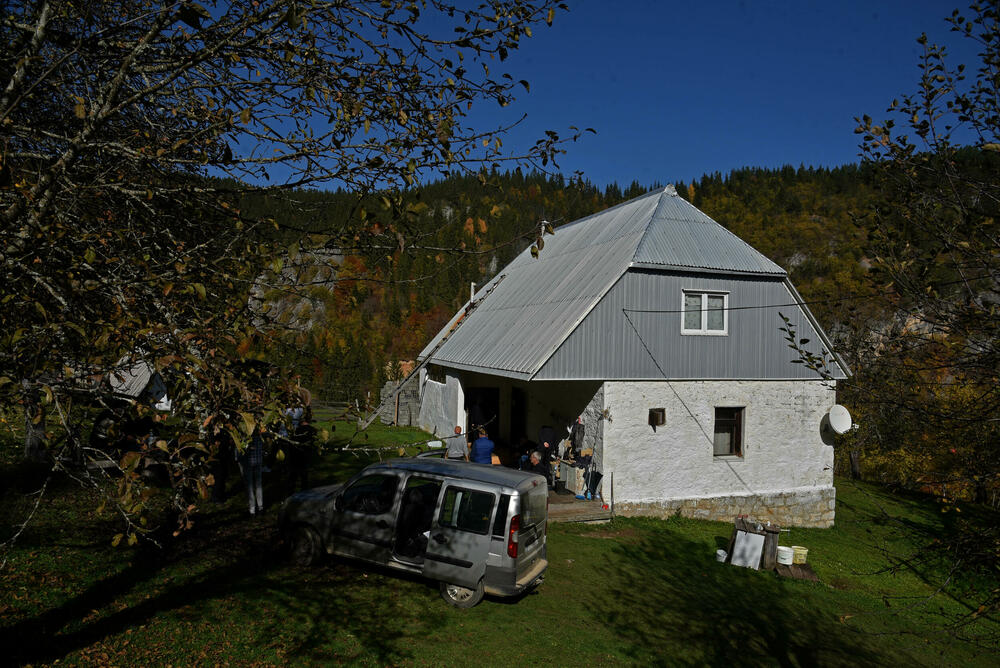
{"left": 776, "top": 546, "right": 794, "bottom": 565}
{"left": 716, "top": 549, "right": 727, "bottom": 563}
{"left": 791, "top": 545, "right": 808, "bottom": 564}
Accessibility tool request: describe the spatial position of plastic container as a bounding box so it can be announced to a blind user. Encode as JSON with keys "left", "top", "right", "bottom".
{"left": 791, "top": 545, "right": 808, "bottom": 564}
{"left": 716, "top": 549, "right": 727, "bottom": 563}
{"left": 776, "top": 546, "right": 794, "bottom": 565}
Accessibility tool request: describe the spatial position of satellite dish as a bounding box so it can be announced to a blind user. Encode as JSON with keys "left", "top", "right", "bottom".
{"left": 827, "top": 404, "right": 852, "bottom": 434}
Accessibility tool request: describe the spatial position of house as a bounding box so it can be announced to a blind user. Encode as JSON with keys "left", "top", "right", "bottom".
{"left": 107, "top": 358, "right": 172, "bottom": 411}
{"left": 415, "top": 186, "right": 848, "bottom": 527}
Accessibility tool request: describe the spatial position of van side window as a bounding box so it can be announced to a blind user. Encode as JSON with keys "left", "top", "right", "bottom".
{"left": 342, "top": 474, "right": 399, "bottom": 514}
{"left": 492, "top": 494, "right": 511, "bottom": 537}
{"left": 439, "top": 487, "right": 495, "bottom": 535}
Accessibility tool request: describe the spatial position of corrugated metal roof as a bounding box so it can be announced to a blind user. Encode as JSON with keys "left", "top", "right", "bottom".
{"left": 421, "top": 187, "right": 792, "bottom": 378}
{"left": 633, "top": 194, "right": 785, "bottom": 274}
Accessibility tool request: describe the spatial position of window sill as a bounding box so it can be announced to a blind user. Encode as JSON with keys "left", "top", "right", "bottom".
{"left": 681, "top": 330, "right": 729, "bottom": 336}
{"left": 713, "top": 455, "right": 744, "bottom": 462}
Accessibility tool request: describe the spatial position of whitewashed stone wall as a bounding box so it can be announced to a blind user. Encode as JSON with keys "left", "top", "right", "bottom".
{"left": 416, "top": 369, "right": 465, "bottom": 438}
{"left": 602, "top": 380, "right": 837, "bottom": 527}
{"left": 580, "top": 385, "right": 604, "bottom": 468}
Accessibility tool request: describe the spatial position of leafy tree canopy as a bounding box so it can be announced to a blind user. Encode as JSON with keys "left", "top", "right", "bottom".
{"left": 0, "top": 0, "right": 577, "bottom": 542}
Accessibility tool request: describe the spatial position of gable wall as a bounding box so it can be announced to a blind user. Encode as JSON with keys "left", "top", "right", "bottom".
{"left": 535, "top": 269, "right": 844, "bottom": 380}
{"left": 602, "top": 379, "right": 836, "bottom": 527}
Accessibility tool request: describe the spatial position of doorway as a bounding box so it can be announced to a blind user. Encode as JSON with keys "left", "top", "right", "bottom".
{"left": 465, "top": 386, "right": 499, "bottom": 442}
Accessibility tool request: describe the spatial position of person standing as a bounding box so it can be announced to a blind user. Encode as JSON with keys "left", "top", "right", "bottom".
{"left": 288, "top": 410, "right": 317, "bottom": 492}
{"left": 237, "top": 423, "right": 265, "bottom": 517}
{"left": 445, "top": 425, "right": 468, "bottom": 461}
{"left": 209, "top": 420, "right": 234, "bottom": 503}
{"left": 469, "top": 428, "right": 494, "bottom": 465}
{"left": 538, "top": 440, "right": 558, "bottom": 489}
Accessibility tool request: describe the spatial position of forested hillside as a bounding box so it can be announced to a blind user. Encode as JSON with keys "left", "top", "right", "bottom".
{"left": 241, "top": 164, "right": 876, "bottom": 404}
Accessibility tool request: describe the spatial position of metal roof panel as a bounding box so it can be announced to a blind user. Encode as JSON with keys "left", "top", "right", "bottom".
{"left": 424, "top": 188, "right": 797, "bottom": 377}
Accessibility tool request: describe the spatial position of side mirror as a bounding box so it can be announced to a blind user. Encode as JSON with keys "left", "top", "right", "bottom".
{"left": 334, "top": 494, "right": 344, "bottom": 512}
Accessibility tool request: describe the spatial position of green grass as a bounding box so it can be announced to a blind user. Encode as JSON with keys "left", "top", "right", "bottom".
{"left": 2, "top": 425, "right": 998, "bottom": 666}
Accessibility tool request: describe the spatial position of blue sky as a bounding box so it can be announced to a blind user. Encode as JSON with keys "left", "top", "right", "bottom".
{"left": 480, "top": 0, "right": 982, "bottom": 188}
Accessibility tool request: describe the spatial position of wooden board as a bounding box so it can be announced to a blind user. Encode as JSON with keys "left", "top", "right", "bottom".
{"left": 774, "top": 562, "right": 819, "bottom": 582}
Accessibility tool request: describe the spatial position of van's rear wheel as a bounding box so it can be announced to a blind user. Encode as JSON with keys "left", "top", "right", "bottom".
{"left": 440, "top": 579, "right": 484, "bottom": 608}
{"left": 289, "top": 526, "right": 322, "bottom": 567}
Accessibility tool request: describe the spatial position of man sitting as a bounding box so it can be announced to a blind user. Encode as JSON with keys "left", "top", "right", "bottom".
{"left": 527, "top": 451, "right": 551, "bottom": 486}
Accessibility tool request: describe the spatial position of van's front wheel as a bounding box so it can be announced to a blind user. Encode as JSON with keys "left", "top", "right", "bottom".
{"left": 440, "top": 579, "right": 484, "bottom": 608}
{"left": 289, "top": 526, "right": 322, "bottom": 567}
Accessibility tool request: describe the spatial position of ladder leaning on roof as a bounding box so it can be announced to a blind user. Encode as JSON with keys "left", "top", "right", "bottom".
{"left": 357, "top": 274, "right": 506, "bottom": 431}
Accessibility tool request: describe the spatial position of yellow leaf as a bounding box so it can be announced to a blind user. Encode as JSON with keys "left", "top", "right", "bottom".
{"left": 240, "top": 108, "right": 251, "bottom": 124}
{"left": 239, "top": 411, "right": 255, "bottom": 436}
{"left": 74, "top": 102, "right": 86, "bottom": 119}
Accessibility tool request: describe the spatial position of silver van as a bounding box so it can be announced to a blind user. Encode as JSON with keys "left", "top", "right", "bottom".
{"left": 278, "top": 458, "right": 549, "bottom": 607}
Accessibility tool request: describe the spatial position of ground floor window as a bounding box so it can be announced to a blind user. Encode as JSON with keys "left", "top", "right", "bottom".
{"left": 713, "top": 407, "right": 744, "bottom": 457}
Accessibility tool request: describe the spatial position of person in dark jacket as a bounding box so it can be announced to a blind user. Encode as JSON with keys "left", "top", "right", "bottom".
{"left": 287, "top": 413, "right": 316, "bottom": 493}
{"left": 209, "top": 420, "right": 234, "bottom": 503}
{"left": 527, "top": 451, "right": 551, "bottom": 486}
{"left": 537, "top": 440, "right": 558, "bottom": 488}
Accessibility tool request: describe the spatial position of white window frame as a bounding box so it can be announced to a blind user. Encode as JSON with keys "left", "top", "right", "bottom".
{"left": 681, "top": 290, "right": 729, "bottom": 336}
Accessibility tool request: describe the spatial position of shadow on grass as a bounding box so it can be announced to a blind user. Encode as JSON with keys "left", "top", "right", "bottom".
{"left": 586, "top": 521, "right": 895, "bottom": 667}
{"left": 2, "top": 487, "right": 442, "bottom": 665}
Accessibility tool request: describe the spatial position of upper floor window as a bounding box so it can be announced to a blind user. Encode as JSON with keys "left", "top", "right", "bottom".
{"left": 681, "top": 290, "right": 729, "bottom": 335}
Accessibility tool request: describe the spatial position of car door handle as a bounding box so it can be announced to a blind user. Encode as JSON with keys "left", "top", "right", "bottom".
{"left": 432, "top": 533, "right": 448, "bottom": 544}
{"left": 376, "top": 520, "right": 389, "bottom": 529}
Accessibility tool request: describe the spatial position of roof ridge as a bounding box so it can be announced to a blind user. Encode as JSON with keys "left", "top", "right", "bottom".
{"left": 555, "top": 186, "right": 665, "bottom": 234}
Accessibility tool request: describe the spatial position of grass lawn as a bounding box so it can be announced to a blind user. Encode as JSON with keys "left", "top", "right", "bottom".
{"left": 2, "top": 421, "right": 998, "bottom": 666}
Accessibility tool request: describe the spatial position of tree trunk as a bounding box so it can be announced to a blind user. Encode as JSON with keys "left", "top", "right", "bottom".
{"left": 849, "top": 450, "right": 862, "bottom": 480}
{"left": 23, "top": 405, "right": 47, "bottom": 463}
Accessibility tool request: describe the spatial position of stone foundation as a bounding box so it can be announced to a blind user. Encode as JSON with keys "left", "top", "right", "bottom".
{"left": 613, "top": 486, "right": 836, "bottom": 528}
